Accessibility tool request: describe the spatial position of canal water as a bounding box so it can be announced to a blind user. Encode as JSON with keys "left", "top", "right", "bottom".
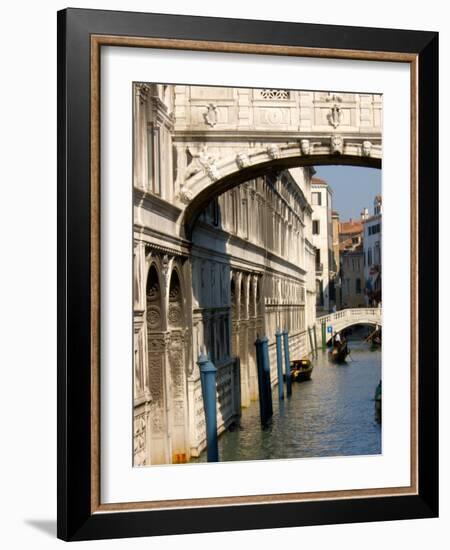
{"left": 192, "top": 337, "right": 381, "bottom": 463}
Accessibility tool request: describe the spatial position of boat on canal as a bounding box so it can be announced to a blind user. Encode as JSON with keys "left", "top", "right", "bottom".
{"left": 290, "top": 358, "right": 313, "bottom": 382}
{"left": 374, "top": 380, "right": 382, "bottom": 421}
{"left": 366, "top": 326, "right": 382, "bottom": 349}
{"left": 329, "top": 340, "right": 349, "bottom": 363}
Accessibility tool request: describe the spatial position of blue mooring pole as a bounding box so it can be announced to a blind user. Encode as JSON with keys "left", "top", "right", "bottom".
{"left": 198, "top": 353, "right": 219, "bottom": 462}
{"left": 261, "top": 336, "right": 273, "bottom": 417}
{"left": 275, "top": 330, "right": 284, "bottom": 400}
{"left": 283, "top": 330, "right": 292, "bottom": 397}
{"left": 255, "top": 336, "right": 273, "bottom": 425}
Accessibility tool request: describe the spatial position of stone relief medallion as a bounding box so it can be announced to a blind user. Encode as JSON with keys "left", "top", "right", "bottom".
{"left": 168, "top": 303, "right": 182, "bottom": 326}
{"left": 147, "top": 305, "right": 161, "bottom": 329}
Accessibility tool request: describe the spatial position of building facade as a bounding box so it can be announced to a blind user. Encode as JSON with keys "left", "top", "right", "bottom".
{"left": 332, "top": 211, "right": 341, "bottom": 309}
{"left": 363, "top": 195, "right": 382, "bottom": 306}
{"left": 311, "top": 178, "right": 336, "bottom": 313}
{"left": 339, "top": 219, "right": 365, "bottom": 308}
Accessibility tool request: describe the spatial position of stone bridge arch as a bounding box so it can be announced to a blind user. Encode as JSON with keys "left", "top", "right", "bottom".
{"left": 316, "top": 308, "right": 382, "bottom": 344}
{"left": 136, "top": 84, "right": 382, "bottom": 238}
{"left": 181, "top": 152, "right": 381, "bottom": 237}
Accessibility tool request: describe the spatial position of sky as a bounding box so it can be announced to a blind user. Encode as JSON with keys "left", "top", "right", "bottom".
{"left": 314, "top": 165, "right": 381, "bottom": 221}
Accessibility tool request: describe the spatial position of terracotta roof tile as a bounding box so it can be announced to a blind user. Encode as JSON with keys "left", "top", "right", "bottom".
{"left": 339, "top": 220, "right": 363, "bottom": 234}
{"left": 311, "top": 177, "right": 328, "bottom": 185}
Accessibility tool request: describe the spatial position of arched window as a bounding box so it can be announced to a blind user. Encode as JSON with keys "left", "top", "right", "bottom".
{"left": 146, "top": 264, "right": 162, "bottom": 331}
{"left": 168, "top": 270, "right": 183, "bottom": 328}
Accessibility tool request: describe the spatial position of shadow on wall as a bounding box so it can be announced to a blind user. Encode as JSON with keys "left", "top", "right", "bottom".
{"left": 190, "top": 193, "right": 240, "bottom": 431}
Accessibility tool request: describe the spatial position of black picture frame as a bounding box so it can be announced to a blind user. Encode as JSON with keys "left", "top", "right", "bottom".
{"left": 57, "top": 7, "right": 438, "bottom": 541}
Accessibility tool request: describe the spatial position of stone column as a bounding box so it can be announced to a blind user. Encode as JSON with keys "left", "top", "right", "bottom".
{"left": 133, "top": 84, "right": 149, "bottom": 191}
{"left": 147, "top": 332, "right": 171, "bottom": 465}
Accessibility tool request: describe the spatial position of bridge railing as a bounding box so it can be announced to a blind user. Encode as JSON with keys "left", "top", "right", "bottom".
{"left": 316, "top": 307, "right": 381, "bottom": 327}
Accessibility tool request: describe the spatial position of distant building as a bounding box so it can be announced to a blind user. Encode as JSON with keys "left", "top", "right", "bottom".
{"left": 332, "top": 211, "right": 341, "bottom": 308}
{"left": 363, "top": 195, "right": 382, "bottom": 306}
{"left": 339, "top": 219, "right": 365, "bottom": 307}
{"left": 311, "top": 177, "right": 336, "bottom": 313}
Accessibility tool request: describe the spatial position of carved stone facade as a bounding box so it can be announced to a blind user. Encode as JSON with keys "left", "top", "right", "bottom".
{"left": 133, "top": 84, "right": 382, "bottom": 465}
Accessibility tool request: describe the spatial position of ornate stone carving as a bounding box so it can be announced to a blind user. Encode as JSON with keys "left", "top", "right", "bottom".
{"left": 147, "top": 306, "right": 161, "bottom": 329}
{"left": 147, "top": 279, "right": 159, "bottom": 301}
{"left": 169, "top": 350, "right": 184, "bottom": 398}
{"left": 362, "top": 140, "right": 372, "bottom": 157}
{"left": 133, "top": 414, "right": 147, "bottom": 466}
{"left": 198, "top": 146, "right": 220, "bottom": 181}
{"left": 174, "top": 401, "right": 185, "bottom": 424}
{"left": 148, "top": 354, "right": 164, "bottom": 406}
{"left": 178, "top": 187, "right": 193, "bottom": 204}
{"left": 150, "top": 403, "right": 164, "bottom": 433}
{"left": 235, "top": 152, "right": 250, "bottom": 169}
{"left": 260, "top": 89, "right": 290, "bottom": 100}
{"left": 327, "top": 104, "right": 344, "bottom": 129}
{"left": 148, "top": 335, "right": 170, "bottom": 352}
{"left": 326, "top": 92, "right": 343, "bottom": 103}
{"left": 169, "top": 270, "right": 183, "bottom": 327}
{"left": 330, "top": 135, "right": 344, "bottom": 155}
{"left": 146, "top": 265, "right": 162, "bottom": 331}
{"left": 266, "top": 144, "right": 280, "bottom": 159}
{"left": 168, "top": 303, "right": 182, "bottom": 326}
{"left": 169, "top": 281, "right": 181, "bottom": 301}
{"left": 170, "top": 331, "right": 185, "bottom": 347}
{"left": 160, "top": 255, "right": 172, "bottom": 297}
{"left": 203, "top": 103, "right": 218, "bottom": 127}
{"left": 300, "top": 139, "right": 311, "bottom": 155}
{"left": 135, "top": 83, "right": 151, "bottom": 105}
{"left": 186, "top": 145, "right": 221, "bottom": 182}
{"left": 326, "top": 93, "right": 344, "bottom": 129}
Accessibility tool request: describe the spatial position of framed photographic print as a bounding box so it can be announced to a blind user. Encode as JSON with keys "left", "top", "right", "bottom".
{"left": 57, "top": 8, "right": 438, "bottom": 541}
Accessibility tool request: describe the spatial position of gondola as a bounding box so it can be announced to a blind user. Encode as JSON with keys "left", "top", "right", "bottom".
{"left": 290, "top": 358, "right": 313, "bottom": 382}
{"left": 370, "top": 333, "right": 382, "bottom": 349}
{"left": 374, "top": 380, "right": 382, "bottom": 422}
{"left": 366, "top": 327, "right": 382, "bottom": 349}
{"left": 329, "top": 341, "right": 349, "bottom": 363}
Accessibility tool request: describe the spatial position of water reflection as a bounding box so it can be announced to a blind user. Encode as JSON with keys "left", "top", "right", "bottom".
{"left": 192, "top": 339, "right": 381, "bottom": 463}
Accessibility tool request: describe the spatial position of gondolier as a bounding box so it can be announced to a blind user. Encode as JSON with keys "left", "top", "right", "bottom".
{"left": 329, "top": 332, "right": 349, "bottom": 363}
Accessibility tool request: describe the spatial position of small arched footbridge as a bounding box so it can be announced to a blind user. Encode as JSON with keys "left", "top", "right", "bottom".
{"left": 316, "top": 308, "right": 382, "bottom": 344}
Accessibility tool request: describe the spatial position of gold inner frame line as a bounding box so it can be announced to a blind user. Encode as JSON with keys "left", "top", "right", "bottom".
{"left": 90, "top": 34, "right": 419, "bottom": 514}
